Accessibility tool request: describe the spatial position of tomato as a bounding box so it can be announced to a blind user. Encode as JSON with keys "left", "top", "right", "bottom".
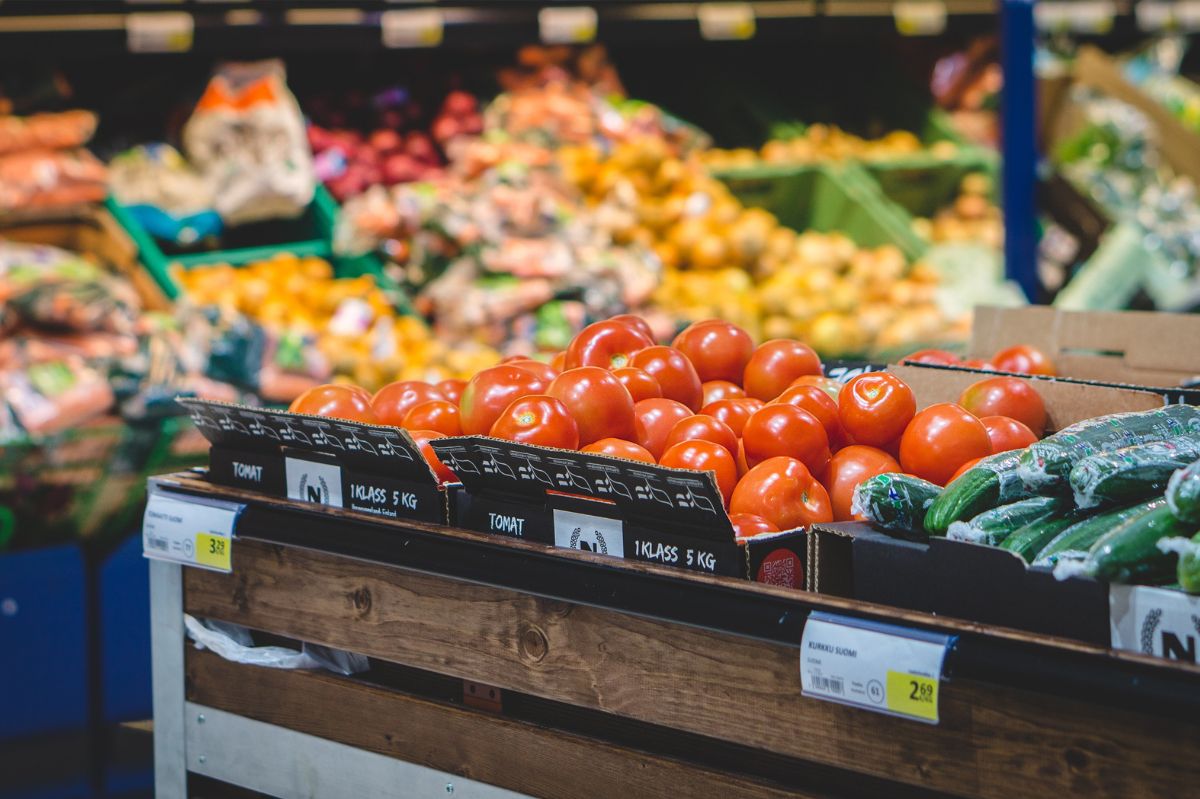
{"left": 730, "top": 456, "right": 833, "bottom": 530}
{"left": 729, "top": 513, "right": 779, "bottom": 542}
{"left": 545, "top": 367, "right": 635, "bottom": 445}
{"left": 671, "top": 319, "right": 755, "bottom": 383}
{"left": 736, "top": 438, "right": 750, "bottom": 476}
{"left": 408, "top": 430, "right": 457, "bottom": 484}
{"left": 659, "top": 440, "right": 738, "bottom": 506}
{"left": 459, "top": 365, "right": 547, "bottom": 435}
{"left": 581, "top": 437, "right": 656, "bottom": 464}
{"left": 609, "top": 314, "right": 656, "bottom": 342}
{"left": 901, "top": 349, "right": 960, "bottom": 366}
{"left": 564, "top": 320, "right": 652, "bottom": 370}
{"left": 837, "top": 373, "right": 915, "bottom": 448}
{"left": 960, "top": 359, "right": 996, "bottom": 371}
{"left": 957, "top": 376, "right": 1047, "bottom": 436}
{"left": 611, "top": 367, "right": 662, "bottom": 403}
{"left": 899, "top": 402, "right": 992, "bottom": 485}
{"left": 743, "top": 339, "right": 822, "bottom": 401}
{"left": 742, "top": 404, "right": 830, "bottom": 473}
{"left": 701, "top": 398, "right": 761, "bottom": 437}
{"left": 632, "top": 398, "right": 694, "bottom": 459}
{"left": 630, "top": 345, "right": 703, "bottom": 411}
{"left": 701, "top": 380, "right": 745, "bottom": 406}
{"left": 371, "top": 381, "right": 446, "bottom": 426}
{"left": 508, "top": 359, "right": 558, "bottom": 384}
{"left": 789, "top": 374, "right": 842, "bottom": 402}
{"left": 822, "top": 445, "right": 901, "bottom": 521}
{"left": 291, "top": 384, "right": 379, "bottom": 423}
{"left": 549, "top": 351, "right": 567, "bottom": 373}
{"left": 662, "top": 414, "right": 738, "bottom": 459}
{"left": 401, "top": 400, "right": 462, "bottom": 436}
{"left": 992, "top": 344, "right": 1056, "bottom": 376}
{"left": 489, "top": 395, "right": 580, "bottom": 449}
{"left": 771, "top": 384, "right": 845, "bottom": 451}
{"left": 981, "top": 415, "right": 1037, "bottom": 453}
{"left": 435, "top": 379, "right": 467, "bottom": 405}
{"left": 948, "top": 457, "right": 982, "bottom": 484}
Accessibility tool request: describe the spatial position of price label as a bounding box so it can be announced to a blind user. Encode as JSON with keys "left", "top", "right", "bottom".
{"left": 1137, "top": 0, "right": 1200, "bottom": 30}
{"left": 893, "top": 0, "right": 947, "bottom": 36}
{"left": 698, "top": 3, "right": 756, "bottom": 40}
{"left": 801, "top": 612, "right": 953, "bottom": 724}
{"left": 142, "top": 490, "right": 242, "bottom": 573}
{"left": 126, "top": 11, "right": 194, "bottom": 53}
{"left": 381, "top": 9, "right": 444, "bottom": 48}
{"left": 538, "top": 6, "right": 597, "bottom": 44}
{"left": 1034, "top": 0, "right": 1115, "bottom": 34}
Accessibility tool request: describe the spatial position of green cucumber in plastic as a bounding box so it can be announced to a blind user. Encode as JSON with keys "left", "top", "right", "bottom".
{"left": 1018, "top": 405, "right": 1200, "bottom": 490}
{"left": 924, "top": 451, "right": 1027, "bottom": 536}
{"left": 1163, "top": 532, "right": 1200, "bottom": 593}
{"left": 1072, "top": 502, "right": 1193, "bottom": 584}
{"left": 1033, "top": 500, "right": 1160, "bottom": 567}
{"left": 1166, "top": 458, "right": 1200, "bottom": 524}
{"left": 946, "top": 495, "right": 1072, "bottom": 547}
{"left": 850, "top": 473, "right": 942, "bottom": 534}
{"left": 999, "top": 512, "right": 1087, "bottom": 563}
{"left": 1069, "top": 439, "right": 1200, "bottom": 509}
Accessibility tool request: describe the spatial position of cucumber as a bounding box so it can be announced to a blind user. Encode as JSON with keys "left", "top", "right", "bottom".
{"left": 1166, "top": 458, "right": 1200, "bottom": 524}
{"left": 946, "top": 495, "right": 1072, "bottom": 547}
{"left": 1158, "top": 532, "right": 1200, "bottom": 593}
{"left": 1018, "top": 405, "right": 1200, "bottom": 490}
{"left": 1083, "top": 502, "right": 1194, "bottom": 584}
{"left": 924, "top": 451, "right": 1027, "bottom": 536}
{"left": 999, "top": 512, "right": 1087, "bottom": 563}
{"left": 850, "top": 473, "right": 942, "bottom": 534}
{"left": 1033, "top": 500, "right": 1160, "bottom": 567}
{"left": 1069, "top": 439, "right": 1200, "bottom": 509}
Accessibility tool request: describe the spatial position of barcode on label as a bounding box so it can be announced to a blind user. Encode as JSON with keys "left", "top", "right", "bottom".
{"left": 146, "top": 535, "right": 169, "bottom": 552}
{"left": 811, "top": 674, "right": 844, "bottom": 694}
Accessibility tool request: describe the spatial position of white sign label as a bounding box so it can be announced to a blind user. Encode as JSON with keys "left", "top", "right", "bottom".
{"left": 801, "top": 612, "right": 953, "bottom": 724}
{"left": 285, "top": 457, "right": 343, "bottom": 507}
{"left": 553, "top": 509, "right": 624, "bottom": 558}
{"left": 698, "top": 3, "right": 756, "bottom": 40}
{"left": 1110, "top": 585, "right": 1200, "bottom": 663}
{"left": 126, "top": 12, "right": 194, "bottom": 53}
{"left": 538, "top": 6, "right": 597, "bottom": 44}
{"left": 381, "top": 9, "right": 444, "bottom": 48}
{"left": 893, "top": 0, "right": 947, "bottom": 35}
{"left": 143, "top": 490, "right": 241, "bottom": 573}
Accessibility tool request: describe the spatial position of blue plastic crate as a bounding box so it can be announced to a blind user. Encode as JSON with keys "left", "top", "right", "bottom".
{"left": 98, "top": 535, "right": 152, "bottom": 725}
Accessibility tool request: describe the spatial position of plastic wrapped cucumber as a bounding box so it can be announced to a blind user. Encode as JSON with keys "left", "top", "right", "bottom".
{"left": 850, "top": 473, "right": 941, "bottom": 534}
{"left": 999, "top": 512, "right": 1088, "bottom": 563}
{"left": 1057, "top": 501, "right": 1191, "bottom": 584}
{"left": 946, "top": 495, "right": 1072, "bottom": 546}
{"left": 1069, "top": 439, "right": 1200, "bottom": 509}
{"left": 1033, "top": 500, "right": 1160, "bottom": 567}
{"left": 1166, "top": 458, "right": 1200, "bottom": 524}
{"left": 1018, "top": 405, "right": 1200, "bottom": 490}
{"left": 924, "top": 451, "right": 1027, "bottom": 536}
{"left": 1159, "top": 532, "right": 1200, "bottom": 593}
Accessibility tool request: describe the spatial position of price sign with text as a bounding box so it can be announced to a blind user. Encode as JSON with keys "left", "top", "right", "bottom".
{"left": 142, "top": 489, "right": 243, "bottom": 573}
{"left": 800, "top": 612, "right": 954, "bottom": 724}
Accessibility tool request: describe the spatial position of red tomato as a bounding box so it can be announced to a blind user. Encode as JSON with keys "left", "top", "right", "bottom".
{"left": 901, "top": 349, "right": 960, "bottom": 366}
{"left": 630, "top": 346, "right": 703, "bottom": 411}
{"left": 508, "top": 359, "right": 558, "bottom": 384}
{"left": 736, "top": 438, "right": 750, "bottom": 476}
{"left": 564, "top": 320, "right": 652, "bottom": 370}
{"left": 742, "top": 404, "right": 830, "bottom": 473}
{"left": 609, "top": 314, "right": 656, "bottom": 342}
{"left": 899, "top": 402, "right": 992, "bottom": 485}
{"left": 611, "top": 367, "right": 662, "bottom": 403}
{"left": 701, "top": 380, "right": 745, "bottom": 406}
{"left": 459, "top": 365, "right": 547, "bottom": 435}
{"left": 408, "top": 430, "right": 457, "bottom": 483}
{"left": 730, "top": 456, "right": 833, "bottom": 530}
{"left": 662, "top": 414, "right": 738, "bottom": 460}
{"left": 401, "top": 400, "right": 462, "bottom": 436}
{"left": 789, "top": 374, "right": 842, "bottom": 401}
{"left": 370, "top": 381, "right": 444, "bottom": 425}
{"left": 948, "top": 457, "right": 983, "bottom": 484}
{"left": 960, "top": 359, "right": 996, "bottom": 371}
{"left": 992, "top": 344, "right": 1056, "bottom": 376}
{"left": 549, "top": 351, "right": 567, "bottom": 373}
{"left": 981, "top": 415, "right": 1038, "bottom": 453}
{"left": 489, "top": 395, "right": 580, "bottom": 449}
{"left": 659, "top": 440, "right": 738, "bottom": 506}
{"left": 547, "top": 367, "right": 635, "bottom": 445}
{"left": 957, "top": 376, "right": 1047, "bottom": 436}
{"left": 729, "top": 513, "right": 779, "bottom": 542}
{"left": 435, "top": 379, "right": 467, "bottom": 405}
{"left": 771, "top": 384, "right": 845, "bottom": 451}
{"left": 671, "top": 319, "right": 755, "bottom": 383}
{"left": 837, "top": 373, "right": 915, "bottom": 448}
{"left": 291, "top": 384, "right": 379, "bottom": 423}
{"left": 743, "top": 339, "right": 822, "bottom": 401}
{"left": 581, "top": 437, "right": 656, "bottom": 464}
{"left": 822, "top": 445, "right": 901, "bottom": 521}
{"left": 632, "top": 398, "right": 694, "bottom": 459}
{"left": 701, "top": 398, "right": 761, "bottom": 437}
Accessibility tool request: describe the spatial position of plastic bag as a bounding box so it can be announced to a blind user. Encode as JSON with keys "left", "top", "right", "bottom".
{"left": 946, "top": 495, "right": 1071, "bottom": 546}
{"left": 0, "top": 148, "right": 107, "bottom": 211}
{"left": 1166, "top": 458, "right": 1200, "bottom": 524}
{"left": 185, "top": 615, "right": 368, "bottom": 675}
{"left": 1069, "top": 439, "right": 1200, "bottom": 509}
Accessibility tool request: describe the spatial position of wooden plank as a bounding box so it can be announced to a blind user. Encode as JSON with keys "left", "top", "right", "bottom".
{"left": 186, "top": 649, "right": 812, "bottom": 799}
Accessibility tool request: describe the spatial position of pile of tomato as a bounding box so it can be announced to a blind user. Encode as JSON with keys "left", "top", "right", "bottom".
{"left": 289, "top": 315, "right": 1051, "bottom": 543}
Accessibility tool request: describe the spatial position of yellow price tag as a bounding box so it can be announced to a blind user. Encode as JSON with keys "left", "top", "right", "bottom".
{"left": 195, "top": 533, "right": 232, "bottom": 571}
{"left": 886, "top": 671, "right": 938, "bottom": 721}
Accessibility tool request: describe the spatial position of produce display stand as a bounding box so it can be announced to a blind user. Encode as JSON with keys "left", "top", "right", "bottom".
{"left": 150, "top": 471, "right": 1200, "bottom": 799}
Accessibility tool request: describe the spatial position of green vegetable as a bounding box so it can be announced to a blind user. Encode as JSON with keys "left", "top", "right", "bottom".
{"left": 850, "top": 473, "right": 942, "bottom": 534}
{"left": 1176, "top": 533, "right": 1200, "bottom": 593}
{"left": 1082, "top": 501, "right": 1193, "bottom": 584}
{"left": 1000, "top": 513, "right": 1087, "bottom": 563}
{"left": 946, "top": 495, "right": 1072, "bottom": 547}
{"left": 1018, "top": 405, "right": 1200, "bottom": 490}
{"left": 1033, "top": 500, "right": 1160, "bottom": 566}
{"left": 924, "top": 451, "right": 1026, "bottom": 536}
{"left": 1166, "top": 458, "right": 1200, "bottom": 524}
{"left": 1069, "top": 439, "right": 1200, "bottom": 509}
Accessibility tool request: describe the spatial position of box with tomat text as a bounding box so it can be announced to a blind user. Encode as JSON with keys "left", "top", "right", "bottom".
{"left": 433, "top": 436, "right": 805, "bottom": 586}
{"left": 178, "top": 398, "right": 446, "bottom": 524}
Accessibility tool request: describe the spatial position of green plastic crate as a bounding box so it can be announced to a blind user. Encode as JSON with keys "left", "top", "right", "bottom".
{"left": 860, "top": 149, "right": 999, "bottom": 221}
